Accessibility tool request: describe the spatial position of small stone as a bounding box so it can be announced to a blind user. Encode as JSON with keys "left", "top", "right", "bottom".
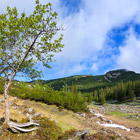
{"left": 26, "top": 113, "right": 30, "bottom": 117}
{"left": 99, "top": 116, "right": 106, "bottom": 121}
{"left": 81, "top": 113, "right": 86, "bottom": 117}
{"left": 50, "top": 118, "right": 54, "bottom": 121}
{"left": 118, "top": 133, "right": 122, "bottom": 137}
{"left": 75, "top": 113, "right": 79, "bottom": 116}
{"left": 107, "top": 120, "right": 112, "bottom": 124}
{"left": 0, "top": 98, "right": 4, "bottom": 103}
{"left": 28, "top": 107, "right": 33, "bottom": 112}
{"left": 34, "top": 113, "right": 39, "bottom": 116}
{"left": 114, "top": 131, "right": 117, "bottom": 135}
{"left": 12, "top": 106, "right": 18, "bottom": 109}
{"left": 14, "top": 97, "right": 17, "bottom": 99}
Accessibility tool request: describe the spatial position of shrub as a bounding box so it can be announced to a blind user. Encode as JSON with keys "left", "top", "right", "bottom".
{"left": 59, "top": 129, "right": 76, "bottom": 139}
{"left": 36, "top": 117, "right": 62, "bottom": 140}
{"left": 9, "top": 82, "right": 88, "bottom": 112}
{"left": 58, "top": 106, "right": 64, "bottom": 111}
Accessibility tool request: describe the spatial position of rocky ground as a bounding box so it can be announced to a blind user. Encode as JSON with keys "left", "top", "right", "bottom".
{"left": 0, "top": 96, "right": 140, "bottom": 140}
{"left": 93, "top": 103, "right": 140, "bottom": 121}
{"left": 76, "top": 103, "right": 140, "bottom": 140}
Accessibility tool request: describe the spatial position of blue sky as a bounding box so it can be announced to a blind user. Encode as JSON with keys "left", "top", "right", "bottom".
{"left": 1, "top": 0, "right": 140, "bottom": 80}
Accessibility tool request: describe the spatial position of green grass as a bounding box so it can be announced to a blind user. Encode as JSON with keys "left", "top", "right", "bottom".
{"left": 127, "top": 98, "right": 140, "bottom": 106}
{"left": 58, "top": 121, "right": 76, "bottom": 131}
{"left": 107, "top": 111, "right": 140, "bottom": 122}
{"left": 107, "top": 111, "right": 131, "bottom": 118}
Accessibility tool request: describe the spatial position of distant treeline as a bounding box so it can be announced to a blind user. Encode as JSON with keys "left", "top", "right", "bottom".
{"left": 93, "top": 80, "right": 140, "bottom": 104}
{"left": 1, "top": 77, "right": 140, "bottom": 109}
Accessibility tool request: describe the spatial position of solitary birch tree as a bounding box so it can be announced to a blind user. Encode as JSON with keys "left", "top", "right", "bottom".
{"left": 0, "top": 0, "right": 63, "bottom": 130}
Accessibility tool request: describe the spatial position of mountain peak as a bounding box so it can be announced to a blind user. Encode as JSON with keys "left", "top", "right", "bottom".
{"left": 105, "top": 69, "right": 137, "bottom": 82}
{"left": 106, "top": 69, "right": 131, "bottom": 74}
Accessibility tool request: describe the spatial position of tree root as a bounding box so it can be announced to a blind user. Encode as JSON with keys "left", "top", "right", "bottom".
{"left": 8, "top": 121, "right": 39, "bottom": 133}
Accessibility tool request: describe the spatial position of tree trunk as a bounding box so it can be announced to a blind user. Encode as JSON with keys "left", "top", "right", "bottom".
{"left": 4, "top": 87, "right": 10, "bottom": 124}
{"left": 4, "top": 72, "right": 16, "bottom": 124}
{"left": 3, "top": 72, "right": 39, "bottom": 132}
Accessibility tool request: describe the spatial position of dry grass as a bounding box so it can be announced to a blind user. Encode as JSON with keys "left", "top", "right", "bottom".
{"left": 0, "top": 94, "right": 140, "bottom": 140}
{"left": 23, "top": 101, "right": 88, "bottom": 131}
{"left": 0, "top": 95, "right": 26, "bottom": 121}
{"left": 0, "top": 95, "right": 88, "bottom": 131}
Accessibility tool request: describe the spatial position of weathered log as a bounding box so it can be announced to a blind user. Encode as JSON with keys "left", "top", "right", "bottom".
{"left": 8, "top": 121, "right": 39, "bottom": 128}
{"left": 9, "top": 126, "right": 20, "bottom": 133}
{"left": 8, "top": 121, "right": 39, "bottom": 133}
{"left": 9, "top": 125, "right": 38, "bottom": 132}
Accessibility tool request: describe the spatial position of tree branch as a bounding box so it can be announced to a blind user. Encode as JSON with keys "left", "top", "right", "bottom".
{"left": 6, "top": 61, "right": 16, "bottom": 71}
{"left": 5, "top": 31, "right": 43, "bottom": 90}
{"left": 17, "top": 30, "right": 43, "bottom": 71}
{"left": 1, "top": 57, "right": 16, "bottom": 71}
{"left": 0, "top": 67, "right": 8, "bottom": 75}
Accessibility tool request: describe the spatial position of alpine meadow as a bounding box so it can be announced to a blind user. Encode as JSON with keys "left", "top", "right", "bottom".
{"left": 0, "top": 0, "right": 140, "bottom": 140}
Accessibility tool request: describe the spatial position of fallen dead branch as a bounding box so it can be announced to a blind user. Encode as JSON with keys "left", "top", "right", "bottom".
{"left": 8, "top": 121, "right": 39, "bottom": 133}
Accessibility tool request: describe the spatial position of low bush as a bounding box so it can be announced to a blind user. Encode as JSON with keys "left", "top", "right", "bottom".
{"left": 59, "top": 129, "right": 76, "bottom": 139}
{"left": 36, "top": 117, "right": 62, "bottom": 140}
{"left": 10, "top": 82, "right": 88, "bottom": 112}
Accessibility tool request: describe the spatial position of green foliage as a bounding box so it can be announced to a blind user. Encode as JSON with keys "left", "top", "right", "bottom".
{"left": 9, "top": 82, "right": 88, "bottom": 112}
{"left": 57, "top": 106, "right": 64, "bottom": 111}
{"left": 71, "top": 84, "right": 77, "bottom": 94}
{"left": 99, "top": 89, "right": 106, "bottom": 105}
{"left": 59, "top": 129, "right": 76, "bottom": 139}
{"left": 0, "top": 1, "right": 64, "bottom": 123}
{"left": 110, "top": 135, "right": 119, "bottom": 140}
{"left": 106, "top": 111, "right": 132, "bottom": 118}
{"left": 92, "top": 132, "right": 111, "bottom": 140}
{"left": 46, "top": 75, "right": 111, "bottom": 93}
{"left": 93, "top": 90, "right": 99, "bottom": 102}
{"left": 128, "top": 88, "right": 135, "bottom": 100}
{"left": 94, "top": 80, "right": 140, "bottom": 103}
{"left": 42, "top": 69, "right": 140, "bottom": 94}
{"left": 0, "top": 116, "right": 78, "bottom": 140}
{"left": 87, "top": 93, "right": 93, "bottom": 104}
{"left": 36, "top": 117, "right": 62, "bottom": 140}
{"left": 0, "top": 0, "right": 63, "bottom": 80}
{"left": 0, "top": 117, "right": 75, "bottom": 140}
{"left": 88, "top": 132, "right": 119, "bottom": 140}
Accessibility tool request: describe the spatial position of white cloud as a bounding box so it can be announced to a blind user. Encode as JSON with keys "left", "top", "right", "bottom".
{"left": 91, "top": 63, "right": 98, "bottom": 72}
{"left": 117, "top": 29, "right": 140, "bottom": 72}
{"left": 53, "top": 0, "right": 140, "bottom": 75}
{"left": 59, "top": 63, "right": 86, "bottom": 76}
{"left": 1, "top": 0, "right": 140, "bottom": 78}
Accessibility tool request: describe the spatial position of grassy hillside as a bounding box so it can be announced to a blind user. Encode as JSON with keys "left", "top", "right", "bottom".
{"left": 38, "top": 69, "right": 140, "bottom": 93}
{"left": 0, "top": 69, "right": 140, "bottom": 139}
{"left": 0, "top": 95, "right": 140, "bottom": 140}
{"left": 0, "top": 78, "right": 88, "bottom": 112}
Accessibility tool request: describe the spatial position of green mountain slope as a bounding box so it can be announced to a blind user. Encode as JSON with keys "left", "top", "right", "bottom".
{"left": 40, "top": 69, "right": 140, "bottom": 93}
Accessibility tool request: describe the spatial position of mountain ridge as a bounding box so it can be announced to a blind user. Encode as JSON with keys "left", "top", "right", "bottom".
{"left": 32, "top": 69, "right": 140, "bottom": 93}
